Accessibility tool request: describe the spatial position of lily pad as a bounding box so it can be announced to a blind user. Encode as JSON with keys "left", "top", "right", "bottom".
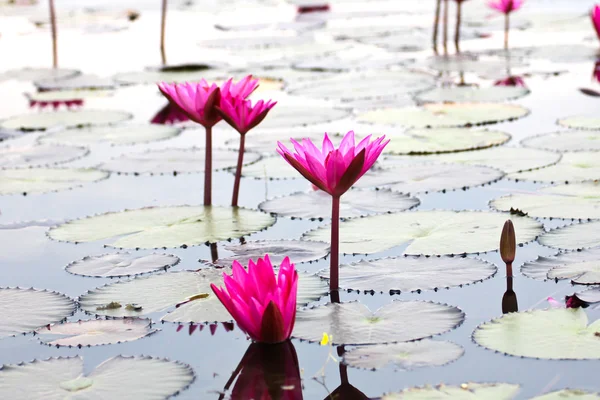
{"left": 356, "top": 103, "right": 530, "bottom": 128}
{"left": 79, "top": 269, "right": 327, "bottom": 322}
{"left": 508, "top": 152, "right": 600, "bottom": 183}
{"left": 112, "top": 64, "right": 225, "bottom": 85}
{"left": 302, "top": 211, "right": 542, "bottom": 255}
{"left": 558, "top": 115, "right": 600, "bottom": 130}
{"left": 0, "top": 168, "right": 109, "bottom": 195}
{"left": 521, "top": 131, "right": 600, "bottom": 152}
{"left": 0, "top": 144, "right": 88, "bottom": 167}
{"left": 0, "top": 356, "right": 194, "bottom": 399}
{"left": 35, "top": 74, "right": 116, "bottom": 91}
{"left": 383, "top": 383, "right": 521, "bottom": 400}
{"left": 253, "top": 105, "right": 350, "bottom": 129}
{"left": 36, "top": 318, "right": 157, "bottom": 347}
{"left": 199, "top": 35, "right": 311, "bottom": 49}
{"left": 416, "top": 86, "right": 529, "bottom": 104}
{"left": 575, "top": 288, "right": 600, "bottom": 305}
{"left": 323, "top": 256, "right": 497, "bottom": 294}
{"left": 49, "top": 206, "right": 276, "bottom": 249}
{"left": 210, "top": 240, "right": 330, "bottom": 266}
{"left": 0, "top": 110, "right": 132, "bottom": 132}
{"left": 259, "top": 189, "right": 419, "bottom": 219}
{"left": 343, "top": 340, "right": 464, "bottom": 371}
{"left": 491, "top": 182, "right": 600, "bottom": 220}
{"left": 27, "top": 89, "right": 113, "bottom": 103}
{"left": 293, "top": 300, "right": 464, "bottom": 345}
{"left": 99, "top": 148, "right": 260, "bottom": 175}
{"left": 0, "top": 287, "right": 77, "bottom": 339}
{"left": 354, "top": 162, "right": 504, "bottom": 194}
{"left": 421, "top": 55, "right": 527, "bottom": 74}
{"left": 39, "top": 124, "right": 181, "bottom": 146}
{"left": 238, "top": 156, "right": 307, "bottom": 179}
{"left": 0, "top": 67, "right": 79, "bottom": 82}
{"left": 292, "top": 46, "right": 410, "bottom": 72}
{"left": 383, "top": 128, "right": 510, "bottom": 155}
{"left": 521, "top": 249, "right": 600, "bottom": 285}
{"left": 531, "top": 390, "right": 600, "bottom": 400}
{"left": 539, "top": 221, "right": 600, "bottom": 251}
{"left": 473, "top": 308, "right": 600, "bottom": 359}
{"left": 66, "top": 253, "right": 180, "bottom": 278}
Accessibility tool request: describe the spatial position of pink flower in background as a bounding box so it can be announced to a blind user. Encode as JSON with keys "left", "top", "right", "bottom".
{"left": 297, "top": 4, "right": 330, "bottom": 13}
{"left": 488, "top": 0, "right": 524, "bottom": 14}
{"left": 211, "top": 255, "right": 298, "bottom": 344}
{"left": 158, "top": 79, "right": 221, "bottom": 128}
{"left": 594, "top": 61, "right": 600, "bottom": 83}
{"left": 547, "top": 296, "right": 588, "bottom": 309}
{"left": 277, "top": 131, "right": 389, "bottom": 197}
{"left": 217, "top": 98, "right": 277, "bottom": 135}
{"left": 220, "top": 75, "right": 260, "bottom": 102}
{"left": 494, "top": 76, "right": 526, "bottom": 87}
{"left": 592, "top": 5, "right": 600, "bottom": 41}
{"left": 151, "top": 102, "right": 190, "bottom": 125}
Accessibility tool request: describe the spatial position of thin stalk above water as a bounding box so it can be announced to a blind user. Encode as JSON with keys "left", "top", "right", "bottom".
{"left": 432, "top": 0, "right": 442, "bottom": 54}
{"left": 442, "top": 0, "right": 449, "bottom": 55}
{"left": 330, "top": 195, "right": 340, "bottom": 291}
{"left": 204, "top": 126, "right": 212, "bottom": 206}
{"left": 49, "top": 0, "right": 58, "bottom": 68}
{"left": 454, "top": 1, "right": 462, "bottom": 53}
{"left": 231, "top": 134, "right": 245, "bottom": 207}
{"left": 160, "top": 0, "right": 167, "bottom": 65}
{"left": 504, "top": 13, "right": 510, "bottom": 50}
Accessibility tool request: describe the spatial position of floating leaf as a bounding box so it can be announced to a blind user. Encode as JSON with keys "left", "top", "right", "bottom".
{"left": 521, "top": 249, "right": 600, "bottom": 285}
{"left": 522, "top": 131, "right": 600, "bottom": 152}
{"left": 292, "top": 48, "right": 412, "bottom": 72}
{"left": 354, "top": 162, "right": 503, "bottom": 194}
{"left": 356, "top": 103, "right": 530, "bottom": 128}
{"left": 558, "top": 115, "right": 600, "bottom": 130}
{"left": 39, "top": 124, "right": 182, "bottom": 146}
{"left": 416, "top": 86, "right": 529, "bottom": 104}
{"left": 0, "top": 168, "right": 109, "bottom": 195}
{"left": 0, "top": 110, "right": 132, "bottom": 132}
{"left": 302, "top": 211, "right": 542, "bottom": 255}
{"left": 421, "top": 54, "right": 527, "bottom": 74}
{"left": 35, "top": 74, "right": 115, "bottom": 91}
{"left": 36, "top": 318, "right": 157, "bottom": 347}
{"left": 66, "top": 253, "right": 180, "bottom": 278}
{"left": 112, "top": 64, "right": 225, "bottom": 85}
{"left": 0, "top": 356, "right": 194, "bottom": 399}
{"left": 343, "top": 340, "right": 464, "bottom": 371}
{"left": 98, "top": 148, "right": 260, "bottom": 175}
{"left": 293, "top": 301, "right": 464, "bottom": 345}
{"left": 539, "top": 221, "right": 600, "bottom": 251}
{"left": 473, "top": 308, "right": 600, "bottom": 359}
{"left": 259, "top": 189, "right": 419, "bottom": 219}
{"left": 49, "top": 206, "right": 276, "bottom": 249}
{"left": 0, "top": 287, "right": 76, "bottom": 339}
{"left": 199, "top": 35, "right": 311, "bottom": 49}
{"left": 322, "top": 256, "right": 497, "bottom": 294}
{"left": 491, "top": 182, "right": 600, "bottom": 220}
{"left": 210, "top": 240, "right": 330, "bottom": 266}
{"left": 0, "top": 145, "right": 88, "bottom": 168}
{"left": 575, "top": 288, "right": 600, "bottom": 305}
{"left": 531, "top": 390, "right": 600, "bottom": 400}
{"left": 253, "top": 106, "right": 350, "bottom": 129}
{"left": 530, "top": 44, "right": 598, "bottom": 63}
{"left": 508, "top": 152, "right": 600, "bottom": 183}
{"left": 239, "top": 156, "right": 304, "bottom": 179}
{"left": 0, "top": 67, "right": 79, "bottom": 82}
{"left": 27, "top": 89, "right": 113, "bottom": 103}
{"left": 383, "top": 383, "right": 521, "bottom": 400}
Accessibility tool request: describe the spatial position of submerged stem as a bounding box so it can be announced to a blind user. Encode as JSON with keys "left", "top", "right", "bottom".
{"left": 330, "top": 195, "right": 340, "bottom": 291}
{"left": 442, "top": 0, "right": 449, "bottom": 55}
{"left": 204, "top": 126, "right": 212, "bottom": 206}
{"left": 231, "top": 134, "right": 245, "bottom": 207}
{"left": 504, "top": 13, "right": 510, "bottom": 50}
{"left": 454, "top": 1, "right": 462, "bottom": 53}
{"left": 160, "top": 0, "right": 167, "bottom": 65}
{"left": 49, "top": 0, "right": 58, "bottom": 68}
{"left": 432, "top": 0, "right": 442, "bottom": 54}
{"left": 506, "top": 262, "right": 513, "bottom": 278}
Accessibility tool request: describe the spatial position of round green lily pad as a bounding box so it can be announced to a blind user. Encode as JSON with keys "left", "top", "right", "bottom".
{"left": 383, "top": 383, "right": 521, "bottom": 400}
{"left": 322, "top": 256, "right": 497, "bottom": 293}
{"left": 293, "top": 300, "right": 464, "bottom": 345}
{"left": 0, "top": 168, "right": 109, "bottom": 195}
{"left": 0, "top": 110, "right": 132, "bottom": 132}
{"left": 39, "top": 124, "right": 181, "bottom": 146}
{"left": 416, "top": 86, "right": 529, "bottom": 104}
{"left": 343, "top": 340, "right": 464, "bottom": 371}
{"left": 521, "top": 249, "right": 600, "bottom": 285}
{"left": 531, "top": 390, "right": 600, "bottom": 400}
{"left": 0, "top": 287, "right": 76, "bottom": 339}
{"left": 66, "top": 253, "right": 180, "bottom": 278}
{"left": 558, "top": 115, "right": 600, "bottom": 130}
{"left": 491, "top": 182, "right": 600, "bottom": 220}
{"left": 522, "top": 131, "right": 600, "bottom": 152}
{"left": 508, "top": 152, "right": 600, "bottom": 183}
{"left": 539, "top": 221, "right": 600, "bottom": 251}
{"left": 302, "top": 210, "right": 542, "bottom": 255}
{"left": 259, "top": 189, "right": 419, "bottom": 219}
{"left": 49, "top": 206, "right": 276, "bottom": 249}
{"left": 473, "top": 308, "right": 600, "bottom": 359}
{"left": 0, "top": 356, "right": 195, "bottom": 399}
{"left": 0, "top": 144, "right": 88, "bottom": 168}
{"left": 356, "top": 103, "right": 530, "bottom": 128}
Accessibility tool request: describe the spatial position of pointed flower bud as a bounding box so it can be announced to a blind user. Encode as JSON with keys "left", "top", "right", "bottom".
{"left": 500, "top": 219, "right": 516, "bottom": 264}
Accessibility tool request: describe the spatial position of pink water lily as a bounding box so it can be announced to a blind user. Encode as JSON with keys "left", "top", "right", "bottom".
{"left": 494, "top": 76, "right": 526, "bottom": 87}
{"left": 488, "top": 0, "right": 524, "bottom": 49}
{"left": 211, "top": 255, "right": 298, "bottom": 344}
{"left": 593, "top": 5, "right": 600, "bottom": 42}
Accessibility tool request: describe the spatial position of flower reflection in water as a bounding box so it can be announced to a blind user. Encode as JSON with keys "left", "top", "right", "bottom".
{"left": 151, "top": 102, "right": 190, "bottom": 125}
{"left": 326, "top": 347, "right": 370, "bottom": 400}
{"left": 175, "top": 322, "right": 234, "bottom": 336}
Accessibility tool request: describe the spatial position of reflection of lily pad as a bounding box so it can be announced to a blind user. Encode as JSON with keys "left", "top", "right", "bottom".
{"left": 522, "top": 131, "right": 600, "bottom": 152}
{"left": 491, "top": 182, "right": 600, "bottom": 220}
{"left": 39, "top": 124, "right": 182, "bottom": 146}
{"left": 66, "top": 253, "right": 180, "bottom": 278}
{"left": 0, "top": 288, "right": 77, "bottom": 339}
{"left": 473, "top": 308, "right": 600, "bottom": 359}
{"left": 357, "top": 103, "right": 530, "bottom": 128}
{"left": 558, "top": 115, "right": 600, "bottom": 130}
{"left": 416, "top": 86, "right": 529, "bottom": 104}
{"left": 0, "top": 110, "right": 132, "bottom": 132}
{"left": 0, "top": 356, "right": 195, "bottom": 399}
{"left": 259, "top": 189, "right": 419, "bottom": 219}
{"left": 383, "top": 383, "right": 521, "bottom": 400}
{"left": 323, "top": 256, "right": 497, "bottom": 293}
{"left": 303, "top": 211, "right": 542, "bottom": 255}
{"left": 210, "top": 240, "right": 330, "bottom": 266}
{"left": 36, "top": 318, "right": 157, "bottom": 347}
{"left": 508, "top": 152, "right": 600, "bottom": 183}
{"left": 521, "top": 249, "right": 600, "bottom": 285}
{"left": 0, "top": 168, "right": 109, "bottom": 195}
{"left": 293, "top": 301, "right": 464, "bottom": 345}
{"left": 531, "top": 390, "right": 600, "bottom": 400}
{"left": 0, "top": 145, "right": 88, "bottom": 167}
{"left": 539, "top": 221, "right": 600, "bottom": 251}
{"left": 49, "top": 206, "right": 276, "bottom": 249}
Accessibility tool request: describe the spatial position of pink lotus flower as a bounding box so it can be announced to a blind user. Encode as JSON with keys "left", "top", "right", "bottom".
{"left": 157, "top": 79, "right": 221, "bottom": 128}
{"left": 211, "top": 255, "right": 298, "bottom": 344}
{"left": 277, "top": 131, "right": 389, "bottom": 197}
{"left": 217, "top": 98, "right": 277, "bottom": 135}
{"left": 494, "top": 76, "right": 526, "bottom": 87}
{"left": 488, "top": 0, "right": 524, "bottom": 14}
{"left": 151, "top": 102, "right": 190, "bottom": 125}
{"left": 592, "top": 5, "right": 600, "bottom": 41}
{"left": 548, "top": 296, "right": 588, "bottom": 309}
{"left": 221, "top": 75, "right": 260, "bottom": 100}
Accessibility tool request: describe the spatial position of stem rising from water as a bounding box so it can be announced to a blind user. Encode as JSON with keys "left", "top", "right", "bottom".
{"left": 160, "top": 0, "right": 167, "bottom": 65}
{"left": 204, "top": 126, "right": 212, "bottom": 206}
{"left": 231, "top": 134, "right": 245, "bottom": 207}
{"left": 49, "top": 0, "right": 58, "bottom": 68}
{"left": 330, "top": 195, "right": 340, "bottom": 291}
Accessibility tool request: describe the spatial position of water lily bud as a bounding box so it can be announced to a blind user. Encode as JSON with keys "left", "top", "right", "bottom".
{"left": 500, "top": 219, "right": 516, "bottom": 264}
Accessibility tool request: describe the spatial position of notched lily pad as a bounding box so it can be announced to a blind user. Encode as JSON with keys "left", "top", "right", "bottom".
{"left": 521, "top": 248, "right": 600, "bottom": 285}
{"left": 0, "top": 287, "right": 76, "bottom": 339}
{"left": 0, "top": 168, "right": 109, "bottom": 195}
{"left": 383, "top": 383, "right": 521, "bottom": 399}
{"left": 0, "top": 144, "right": 88, "bottom": 168}
{"left": 39, "top": 124, "right": 182, "bottom": 146}
{"left": 558, "top": 115, "right": 600, "bottom": 130}
{"left": 49, "top": 206, "right": 276, "bottom": 249}
{"left": 36, "top": 318, "right": 157, "bottom": 347}
{"left": 66, "top": 253, "right": 180, "bottom": 278}
{"left": 416, "top": 86, "right": 529, "bottom": 104}
{"left": 539, "top": 221, "right": 600, "bottom": 251}
{"left": 209, "top": 239, "right": 330, "bottom": 266}
{"left": 293, "top": 300, "right": 464, "bottom": 345}
{"left": 259, "top": 189, "right": 419, "bottom": 219}
{"left": 522, "top": 131, "right": 600, "bottom": 152}
{"left": 531, "top": 390, "right": 600, "bottom": 400}
{"left": 0, "top": 110, "right": 132, "bottom": 132}
{"left": 473, "top": 308, "right": 600, "bottom": 359}
{"left": 508, "top": 152, "right": 600, "bottom": 183}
